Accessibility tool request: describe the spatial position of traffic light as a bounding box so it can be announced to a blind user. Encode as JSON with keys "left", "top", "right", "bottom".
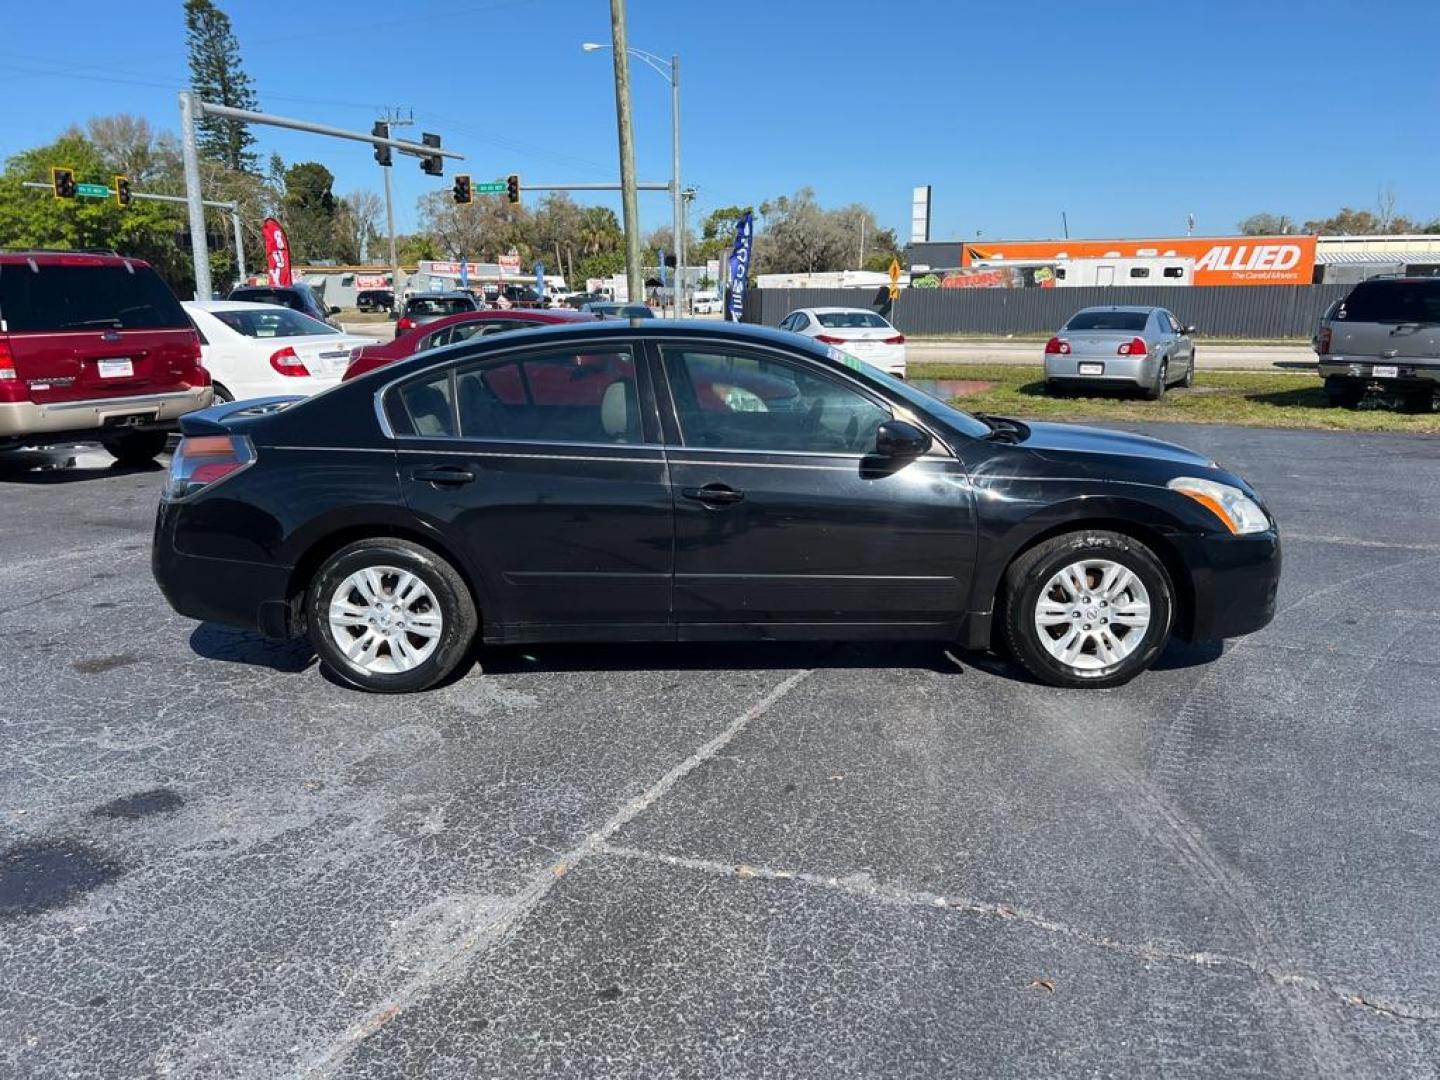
{"left": 51, "top": 167, "right": 76, "bottom": 199}
{"left": 114, "top": 175, "right": 132, "bottom": 208}
{"left": 506, "top": 174, "right": 520, "bottom": 204}
{"left": 453, "top": 174, "right": 472, "bottom": 205}
{"left": 420, "top": 132, "right": 443, "bottom": 177}
{"left": 372, "top": 121, "right": 392, "bottom": 167}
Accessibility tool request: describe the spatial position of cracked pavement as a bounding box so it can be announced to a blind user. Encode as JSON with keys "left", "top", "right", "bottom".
{"left": 2, "top": 423, "right": 1439, "bottom": 1078}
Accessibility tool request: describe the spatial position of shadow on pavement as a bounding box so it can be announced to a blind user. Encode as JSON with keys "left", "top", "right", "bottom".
{"left": 188, "top": 623, "right": 316, "bottom": 674}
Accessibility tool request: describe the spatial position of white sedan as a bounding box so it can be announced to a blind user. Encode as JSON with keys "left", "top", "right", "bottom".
{"left": 184, "top": 301, "right": 375, "bottom": 402}
{"left": 778, "top": 306, "right": 907, "bottom": 377}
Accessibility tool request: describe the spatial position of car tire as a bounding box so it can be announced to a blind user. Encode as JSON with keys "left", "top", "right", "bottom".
{"left": 1145, "top": 360, "right": 1168, "bottom": 400}
{"left": 212, "top": 382, "right": 234, "bottom": 404}
{"left": 306, "top": 538, "right": 478, "bottom": 694}
{"left": 101, "top": 430, "right": 169, "bottom": 465}
{"left": 1323, "top": 377, "right": 1364, "bottom": 409}
{"left": 1000, "top": 529, "right": 1174, "bottom": 689}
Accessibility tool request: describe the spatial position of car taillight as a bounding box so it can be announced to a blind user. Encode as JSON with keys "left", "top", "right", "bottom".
{"left": 0, "top": 337, "right": 22, "bottom": 402}
{"left": 163, "top": 434, "right": 255, "bottom": 500}
{"left": 882, "top": 334, "right": 905, "bottom": 345}
{"left": 269, "top": 346, "right": 312, "bottom": 377}
{"left": 1044, "top": 336, "right": 1071, "bottom": 355}
{"left": 1316, "top": 326, "right": 1332, "bottom": 355}
{"left": 396, "top": 317, "right": 415, "bottom": 332}
{"left": 815, "top": 334, "right": 847, "bottom": 345}
{"left": 1117, "top": 337, "right": 1149, "bottom": 356}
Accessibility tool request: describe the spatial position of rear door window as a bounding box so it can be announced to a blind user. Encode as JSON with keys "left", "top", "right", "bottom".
{"left": 0, "top": 262, "right": 189, "bottom": 331}
{"left": 1339, "top": 281, "right": 1440, "bottom": 324}
{"left": 454, "top": 348, "right": 641, "bottom": 444}
{"left": 397, "top": 372, "right": 457, "bottom": 438}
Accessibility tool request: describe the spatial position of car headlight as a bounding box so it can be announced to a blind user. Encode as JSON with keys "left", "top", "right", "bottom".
{"left": 1167, "top": 476, "right": 1270, "bottom": 535}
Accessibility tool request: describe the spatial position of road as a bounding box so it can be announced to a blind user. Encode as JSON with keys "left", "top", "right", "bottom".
{"left": 908, "top": 338, "right": 1317, "bottom": 371}
{"left": 2, "top": 423, "right": 1438, "bottom": 1077}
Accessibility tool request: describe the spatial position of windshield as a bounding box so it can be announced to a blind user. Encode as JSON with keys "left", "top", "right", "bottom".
{"left": 407, "top": 297, "right": 474, "bottom": 316}
{"left": 822, "top": 346, "right": 991, "bottom": 439}
{"left": 213, "top": 307, "right": 338, "bottom": 338}
{"left": 1065, "top": 310, "right": 1149, "bottom": 332}
{"left": 1339, "top": 281, "right": 1440, "bottom": 324}
{"left": 816, "top": 311, "right": 890, "bottom": 329}
{"left": 0, "top": 263, "right": 189, "bottom": 331}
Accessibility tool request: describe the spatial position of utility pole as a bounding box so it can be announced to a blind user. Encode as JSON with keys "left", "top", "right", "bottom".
{"left": 609, "top": 0, "right": 643, "bottom": 304}
{"left": 379, "top": 107, "right": 412, "bottom": 315}
{"left": 669, "top": 52, "right": 682, "bottom": 316}
{"left": 179, "top": 92, "right": 211, "bottom": 299}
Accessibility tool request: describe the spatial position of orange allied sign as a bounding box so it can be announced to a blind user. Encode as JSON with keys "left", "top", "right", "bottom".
{"left": 962, "top": 235, "right": 1318, "bottom": 286}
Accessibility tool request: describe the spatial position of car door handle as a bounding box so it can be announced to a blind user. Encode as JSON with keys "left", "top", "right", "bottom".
{"left": 682, "top": 484, "right": 744, "bottom": 506}
{"left": 411, "top": 465, "right": 475, "bottom": 486}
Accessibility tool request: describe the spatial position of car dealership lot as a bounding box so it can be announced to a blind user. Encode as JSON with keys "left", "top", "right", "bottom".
{"left": 2, "top": 424, "right": 1439, "bottom": 1077}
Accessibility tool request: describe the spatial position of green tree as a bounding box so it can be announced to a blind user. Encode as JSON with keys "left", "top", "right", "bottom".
{"left": 280, "top": 162, "right": 340, "bottom": 262}
{"left": 185, "top": 0, "right": 260, "bottom": 173}
{"left": 1237, "top": 213, "right": 1296, "bottom": 236}
{"left": 693, "top": 205, "right": 753, "bottom": 264}
{"left": 0, "top": 133, "right": 197, "bottom": 293}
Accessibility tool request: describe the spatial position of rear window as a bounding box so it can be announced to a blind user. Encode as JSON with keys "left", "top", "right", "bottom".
{"left": 213, "top": 308, "right": 337, "bottom": 338}
{"left": 1339, "top": 281, "right": 1440, "bottom": 324}
{"left": 0, "top": 262, "right": 189, "bottom": 332}
{"left": 815, "top": 311, "right": 890, "bottom": 329}
{"left": 1064, "top": 310, "right": 1150, "bottom": 332}
{"left": 231, "top": 288, "right": 306, "bottom": 312}
{"left": 406, "top": 297, "right": 475, "bottom": 317}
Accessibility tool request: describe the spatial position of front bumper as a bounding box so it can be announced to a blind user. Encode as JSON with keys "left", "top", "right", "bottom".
{"left": 1176, "top": 529, "right": 1282, "bottom": 641}
{"left": 0, "top": 387, "right": 212, "bottom": 445}
{"left": 1045, "top": 354, "right": 1157, "bottom": 387}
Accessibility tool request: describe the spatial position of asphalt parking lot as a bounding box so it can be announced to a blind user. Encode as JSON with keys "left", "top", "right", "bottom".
{"left": 3, "top": 422, "right": 1439, "bottom": 1078}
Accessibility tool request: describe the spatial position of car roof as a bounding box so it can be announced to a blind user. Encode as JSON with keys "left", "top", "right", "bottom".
{"left": 798, "top": 306, "right": 887, "bottom": 316}
{"left": 407, "top": 290, "right": 473, "bottom": 299}
{"left": 186, "top": 299, "right": 305, "bottom": 312}
{"left": 378, "top": 320, "right": 827, "bottom": 376}
{"left": 1071, "top": 305, "right": 1162, "bottom": 314}
{"left": 0, "top": 250, "right": 153, "bottom": 269}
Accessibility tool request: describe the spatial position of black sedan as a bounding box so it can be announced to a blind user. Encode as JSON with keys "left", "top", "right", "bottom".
{"left": 152, "top": 321, "right": 1280, "bottom": 693}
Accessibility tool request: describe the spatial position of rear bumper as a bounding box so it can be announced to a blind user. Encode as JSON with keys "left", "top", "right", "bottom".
{"left": 0, "top": 387, "right": 212, "bottom": 445}
{"left": 1045, "top": 354, "right": 1156, "bottom": 386}
{"left": 152, "top": 502, "right": 295, "bottom": 637}
{"left": 1318, "top": 358, "right": 1440, "bottom": 386}
{"left": 1178, "top": 530, "right": 1282, "bottom": 641}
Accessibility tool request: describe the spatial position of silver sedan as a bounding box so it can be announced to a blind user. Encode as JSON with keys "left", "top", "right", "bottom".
{"left": 1044, "top": 305, "right": 1195, "bottom": 399}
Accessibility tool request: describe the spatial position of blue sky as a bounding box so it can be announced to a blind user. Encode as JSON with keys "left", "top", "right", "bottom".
{"left": 3, "top": 0, "right": 1438, "bottom": 242}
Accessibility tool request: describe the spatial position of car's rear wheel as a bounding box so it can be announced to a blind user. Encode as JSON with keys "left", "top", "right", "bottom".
{"left": 1145, "top": 359, "right": 1168, "bottom": 400}
{"left": 212, "top": 382, "right": 234, "bottom": 404}
{"left": 1181, "top": 354, "right": 1195, "bottom": 388}
{"left": 307, "top": 538, "right": 477, "bottom": 693}
{"left": 1323, "top": 377, "right": 1364, "bottom": 408}
{"left": 101, "top": 430, "right": 168, "bottom": 465}
{"left": 1001, "top": 529, "right": 1174, "bottom": 689}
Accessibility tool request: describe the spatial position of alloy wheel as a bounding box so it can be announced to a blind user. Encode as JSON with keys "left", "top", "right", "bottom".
{"left": 327, "top": 565, "right": 444, "bottom": 674}
{"left": 1033, "top": 558, "right": 1152, "bottom": 672}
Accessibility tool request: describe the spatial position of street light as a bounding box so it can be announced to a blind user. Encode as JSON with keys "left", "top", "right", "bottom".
{"left": 583, "top": 41, "right": 684, "bottom": 317}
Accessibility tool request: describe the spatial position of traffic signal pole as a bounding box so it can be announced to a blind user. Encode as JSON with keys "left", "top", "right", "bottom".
{"left": 178, "top": 92, "right": 463, "bottom": 299}
{"left": 21, "top": 181, "right": 245, "bottom": 284}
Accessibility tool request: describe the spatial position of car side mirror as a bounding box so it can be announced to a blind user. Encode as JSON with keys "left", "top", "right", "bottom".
{"left": 875, "top": 419, "right": 931, "bottom": 459}
{"left": 1183, "top": 325, "right": 1196, "bottom": 335}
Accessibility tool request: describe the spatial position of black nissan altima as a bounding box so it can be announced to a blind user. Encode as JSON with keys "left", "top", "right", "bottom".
{"left": 152, "top": 321, "right": 1280, "bottom": 693}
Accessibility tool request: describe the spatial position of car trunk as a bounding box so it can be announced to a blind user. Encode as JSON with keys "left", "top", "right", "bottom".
{"left": 1061, "top": 330, "right": 1144, "bottom": 358}
{"left": 4, "top": 327, "right": 200, "bottom": 404}
{"left": 278, "top": 335, "right": 369, "bottom": 379}
{"left": 1331, "top": 281, "right": 1440, "bottom": 363}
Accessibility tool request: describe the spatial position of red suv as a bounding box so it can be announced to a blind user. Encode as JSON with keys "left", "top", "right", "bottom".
{"left": 344, "top": 308, "right": 598, "bottom": 380}
{"left": 0, "top": 251, "right": 211, "bottom": 463}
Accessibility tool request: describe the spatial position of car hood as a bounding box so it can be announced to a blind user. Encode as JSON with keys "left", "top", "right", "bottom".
{"left": 1018, "top": 420, "right": 1216, "bottom": 469}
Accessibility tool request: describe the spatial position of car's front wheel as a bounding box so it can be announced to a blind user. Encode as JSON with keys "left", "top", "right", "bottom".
{"left": 307, "top": 538, "right": 478, "bottom": 693}
{"left": 1001, "top": 529, "right": 1174, "bottom": 689}
{"left": 101, "top": 430, "right": 168, "bottom": 465}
